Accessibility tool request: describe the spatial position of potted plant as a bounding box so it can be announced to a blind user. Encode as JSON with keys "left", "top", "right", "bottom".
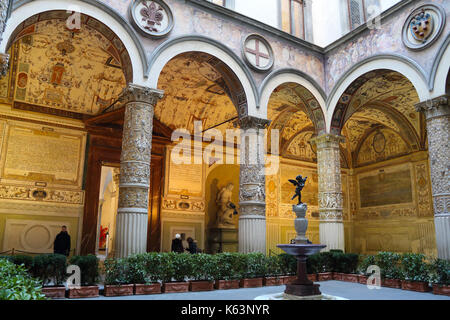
{"left": 31, "top": 254, "right": 67, "bottom": 299}
{"left": 189, "top": 253, "right": 215, "bottom": 292}
{"left": 278, "top": 253, "right": 297, "bottom": 284}
{"left": 316, "top": 252, "right": 334, "bottom": 281}
{"left": 429, "top": 258, "right": 450, "bottom": 296}
{"left": 103, "top": 258, "right": 134, "bottom": 297}
{"left": 306, "top": 253, "right": 320, "bottom": 282}
{"left": 357, "top": 255, "right": 376, "bottom": 285}
{"left": 213, "top": 253, "right": 242, "bottom": 290}
{"left": 376, "top": 252, "right": 402, "bottom": 288}
{"left": 263, "top": 255, "right": 284, "bottom": 286}
{"left": 400, "top": 253, "right": 431, "bottom": 292}
{"left": 129, "top": 253, "right": 162, "bottom": 295}
{"left": 160, "top": 253, "right": 190, "bottom": 293}
{"left": 68, "top": 255, "right": 100, "bottom": 298}
{"left": 340, "top": 253, "right": 359, "bottom": 283}
{"left": 240, "top": 253, "right": 265, "bottom": 288}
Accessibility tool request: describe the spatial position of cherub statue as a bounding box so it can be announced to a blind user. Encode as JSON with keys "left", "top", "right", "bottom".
{"left": 289, "top": 175, "right": 308, "bottom": 205}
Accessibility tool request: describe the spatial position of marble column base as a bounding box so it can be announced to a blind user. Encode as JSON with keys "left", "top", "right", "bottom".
{"left": 239, "top": 215, "right": 266, "bottom": 253}
{"left": 319, "top": 222, "right": 345, "bottom": 252}
{"left": 435, "top": 215, "right": 450, "bottom": 260}
{"left": 114, "top": 212, "right": 148, "bottom": 258}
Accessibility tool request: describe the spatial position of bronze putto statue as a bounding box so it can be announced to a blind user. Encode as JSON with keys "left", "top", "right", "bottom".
{"left": 289, "top": 175, "right": 308, "bottom": 205}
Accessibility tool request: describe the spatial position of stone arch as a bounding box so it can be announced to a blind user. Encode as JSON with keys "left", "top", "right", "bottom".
{"left": 259, "top": 68, "right": 327, "bottom": 133}
{"left": 3, "top": 0, "right": 147, "bottom": 85}
{"left": 147, "top": 35, "right": 259, "bottom": 119}
{"left": 430, "top": 34, "right": 450, "bottom": 98}
{"left": 327, "top": 55, "right": 430, "bottom": 133}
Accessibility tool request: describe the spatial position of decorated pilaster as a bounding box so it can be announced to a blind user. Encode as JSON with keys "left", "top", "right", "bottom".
{"left": 238, "top": 116, "right": 270, "bottom": 253}
{"left": 0, "top": 0, "right": 11, "bottom": 77}
{"left": 310, "top": 134, "right": 346, "bottom": 252}
{"left": 416, "top": 95, "right": 450, "bottom": 260}
{"left": 114, "top": 84, "right": 163, "bottom": 258}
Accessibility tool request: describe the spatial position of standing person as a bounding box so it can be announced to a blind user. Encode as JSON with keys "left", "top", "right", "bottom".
{"left": 186, "top": 237, "right": 197, "bottom": 254}
{"left": 171, "top": 234, "right": 184, "bottom": 253}
{"left": 53, "top": 226, "right": 71, "bottom": 256}
{"left": 181, "top": 233, "right": 189, "bottom": 252}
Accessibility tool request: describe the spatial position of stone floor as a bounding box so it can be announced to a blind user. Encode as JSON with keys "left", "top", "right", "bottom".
{"left": 69, "top": 281, "right": 450, "bottom": 300}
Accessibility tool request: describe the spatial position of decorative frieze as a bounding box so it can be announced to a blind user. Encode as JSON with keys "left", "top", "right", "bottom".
{"left": 0, "top": 185, "right": 84, "bottom": 205}
{"left": 162, "top": 198, "right": 205, "bottom": 212}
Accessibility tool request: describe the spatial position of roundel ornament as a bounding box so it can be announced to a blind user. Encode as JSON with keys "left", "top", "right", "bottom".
{"left": 242, "top": 34, "right": 274, "bottom": 72}
{"left": 402, "top": 4, "right": 445, "bottom": 51}
{"left": 129, "top": 0, "right": 174, "bottom": 38}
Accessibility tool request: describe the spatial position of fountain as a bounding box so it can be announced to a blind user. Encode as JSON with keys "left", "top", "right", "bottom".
{"left": 255, "top": 175, "right": 345, "bottom": 300}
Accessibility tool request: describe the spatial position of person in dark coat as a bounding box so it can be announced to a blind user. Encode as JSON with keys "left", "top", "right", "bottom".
{"left": 186, "top": 237, "right": 197, "bottom": 254}
{"left": 53, "top": 226, "right": 71, "bottom": 256}
{"left": 171, "top": 234, "right": 184, "bottom": 253}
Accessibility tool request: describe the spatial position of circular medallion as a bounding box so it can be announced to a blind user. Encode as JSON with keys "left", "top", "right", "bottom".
{"left": 129, "top": 0, "right": 174, "bottom": 38}
{"left": 402, "top": 4, "right": 445, "bottom": 51}
{"left": 242, "top": 34, "right": 274, "bottom": 72}
{"left": 372, "top": 131, "right": 386, "bottom": 154}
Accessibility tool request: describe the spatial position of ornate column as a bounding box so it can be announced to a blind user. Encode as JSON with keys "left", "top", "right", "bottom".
{"left": 310, "top": 134, "right": 345, "bottom": 252}
{"left": 114, "top": 84, "right": 163, "bottom": 258}
{"left": 416, "top": 95, "right": 450, "bottom": 260}
{"left": 238, "top": 116, "right": 270, "bottom": 253}
{"left": 0, "top": 0, "right": 11, "bottom": 77}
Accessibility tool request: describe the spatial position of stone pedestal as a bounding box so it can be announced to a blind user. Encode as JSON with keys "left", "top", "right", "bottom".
{"left": 416, "top": 95, "right": 450, "bottom": 260}
{"left": 114, "top": 84, "right": 163, "bottom": 258}
{"left": 238, "top": 116, "right": 270, "bottom": 253}
{"left": 310, "top": 134, "right": 346, "bottom": 252}
{"left": 293, "top": 204, "right": 308, "bottom": 244}
{"left": 209, "top": 228, "right": 238, "bottom": 254}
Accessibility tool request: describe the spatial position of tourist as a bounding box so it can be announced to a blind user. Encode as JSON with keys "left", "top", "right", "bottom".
{"left": 171, "top": 234, "right": 184, "bottom": 253}
{"left": 53, "top": 226, "right": 71, "bottom": 256}
{"left": 186, "top": 237, "right": 197, "bottom": 254}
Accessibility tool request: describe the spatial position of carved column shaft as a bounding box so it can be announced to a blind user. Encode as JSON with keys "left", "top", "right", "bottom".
{"left": 416, "top": 95, "right": 450, "bottom": 259}
{"left": 0, "top": 0, "right": 11, "bottom": 77}
{"left": 114, "top": 84, "right": 163, "bottom": 258}
{"left": 311, "top": 134, "right": 345, "bottom": 252}
{"left": 238, "top": 116, "right": 270, "bottom": 254}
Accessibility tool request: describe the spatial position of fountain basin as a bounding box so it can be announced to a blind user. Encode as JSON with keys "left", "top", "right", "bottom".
{"left": 277, "top": 244, "right": 326, "bottom": 256}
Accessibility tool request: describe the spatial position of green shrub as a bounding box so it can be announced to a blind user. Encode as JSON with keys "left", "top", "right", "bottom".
{"left": 31, "top": 254, "right": 67, "bottom": 286}
{"left": 429, "top": 258, "right": 450, "bottom": 285}
{"left": 104, "top": 258, "right": 132, "bottom": 285}
{"left": 158, "top": 252, "right": 193, "bottom": 283}
{"left": 279, "top": 253, "right": 296, "bottom": 275}
{"left": 375, "top": 252, "right": 402, "bottom": 279}
{"left": 0, "top": 258, "right": 46, "bottom": 300}
{"left": 127, "top": 253, "right": 162, "bottom": 284}
{"left": 69, "top": 254, "right": 99, "bottom": 286}
{"left": 357, "top": 255, "right": 376, "bottom": 275}
{"left": 400, "top": 253, "right": 430, "bottom": 283}
{"left": 307, "top": 253, "right": 320, "bottom": 274}
{"left": 242, "top": 252, "right": 266, "bottom": 279}
{"left": 317, "top": 252, "right": 335, "bottom": 273}
{"left": 190, "top": 253, "right": 215, "bottom": 281}
{"left": 211, "top": 253, "right": 245, "bottom": 281}
{"left": 340, "top": 253, "right": 359, "bottom": 274}
{"left": 265, "top": 255, "right": 283, "bottom": 277}
{"left": 1, "top": 255, "right": 34, "bottom": 271}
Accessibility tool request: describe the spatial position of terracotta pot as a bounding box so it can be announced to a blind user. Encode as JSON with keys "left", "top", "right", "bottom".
{"left": 189, "top": 281, "right": 214, "bottom": 292}
{"left": 358, "top": 275, "right": 369, "bottom": 285}
{"left": 401, "top": 280, "right": 431, "bottom": 292}
{"left": 263, "top": 277, "right": 284, "bottom": 286}
{"left": 333, "top": 273, "right": 345, "bottom": 281}
{"left": 134, "top": 283, "right": 161, "bottom": 295}
{"left": 381, "top": 278, "right": 402, "bottom": 289}
{"left": 240, "top": 278, "right": 263, "bottom": 288}
{"left": 104, "top": 284, "right": 134, "bottom": 297}
{"left": 162, "top": 282, "right": 189, "bottom": 293}
{"left": 281, "top": 275, "right": 298, "bottom": 284}
{"left": 432, "top": 284, "right": 450, "bottom": 296}
{"left": 67, "top": 286, "right": 99, "bottom": 299}
{"left": 307, "top": 274, "right": 317, "bottom": 282}
{"left": 41, "top": 287, "right": 66, "bottom": 299}
{"left": 342, "top": 274, "right": 359, "bottom": 283}
{"left": 214, "top": 280, "right": 240, "bottom": 290}
{"left": 317, "top": 272, "right": 334, "bottom": 281}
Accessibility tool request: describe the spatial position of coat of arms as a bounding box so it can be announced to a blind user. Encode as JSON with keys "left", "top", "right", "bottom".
{"left": 410, "top": 9, "right": 434, "bottom": 43}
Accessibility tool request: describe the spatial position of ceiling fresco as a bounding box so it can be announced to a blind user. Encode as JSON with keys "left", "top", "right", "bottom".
{"left": 156, "top": 53, "right": 238, "bottom": 134}
{"left": 7, "top": 13, "right": 129, "bottom": 117}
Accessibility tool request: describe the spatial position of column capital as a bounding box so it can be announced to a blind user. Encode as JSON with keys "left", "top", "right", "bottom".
{"left": 310, "top": 134, "right": 345, "bottom": 149}
{"left": 119, "top": 84, "right": 164, "bottom": 106}
{"left": 239, "top": 115, "right": 271, "bottom": 130}
{"left": 0, "top": 52, "right": 9, "bottom": 78}
{"left": 415, "top": 95, "right": 450, "bottom": 120}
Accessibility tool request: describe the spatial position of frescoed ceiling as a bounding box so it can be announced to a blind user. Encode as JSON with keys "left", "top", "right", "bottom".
{"left": 3, "top": 11, "right": 130, "bottom": 118}
{"left": 156, "top": 53, "right": 238, "bottom": 134}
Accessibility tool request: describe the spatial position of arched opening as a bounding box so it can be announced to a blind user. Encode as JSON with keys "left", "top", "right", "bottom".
{"left": 331, "top": 70, "right": 436, "bottom": 256}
